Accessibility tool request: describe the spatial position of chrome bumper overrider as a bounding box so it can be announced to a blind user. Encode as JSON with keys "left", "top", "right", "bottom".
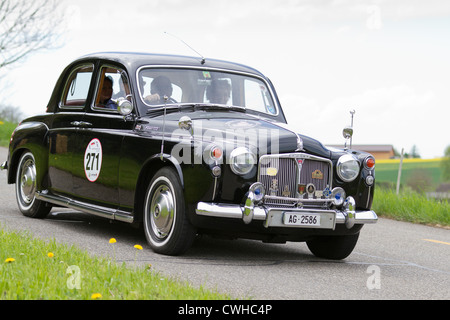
{"left": 195, "top": 198, "right": 378, "bottom": 230}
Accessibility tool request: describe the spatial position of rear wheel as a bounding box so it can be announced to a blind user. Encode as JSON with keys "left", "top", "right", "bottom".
{"left": 306, "top": 233, "right": 359, "bottom": 260}
{"left": 143, "top": 167, "right": 196, "bottom": 255}
{"left": 15, "top": 151, "right": 51, "bottom": 218}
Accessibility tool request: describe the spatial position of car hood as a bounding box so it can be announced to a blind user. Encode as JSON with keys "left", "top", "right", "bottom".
{"left": 138, "top": 109, "right": 332, "bottom": 158}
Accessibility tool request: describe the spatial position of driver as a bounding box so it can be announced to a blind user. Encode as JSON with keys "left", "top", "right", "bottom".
{"left": 143, "top": 76, "right": 175, "bottom": 104}
{"left": 206, "top": 79, "right": 231, "bottom": 104}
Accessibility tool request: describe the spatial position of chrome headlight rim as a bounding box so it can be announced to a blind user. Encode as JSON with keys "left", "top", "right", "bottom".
{"left": 229, "top": 147, "right": 256, "bottom": 176}
{"left": 336, "top": 154, "right": 360, "bottom": 182}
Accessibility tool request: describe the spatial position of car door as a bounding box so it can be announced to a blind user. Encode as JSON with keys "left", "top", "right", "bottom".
{"left": 48, "top": 63, "right": 94, "bottom": 197}
{"left": 71, "top": 65, "right": 134, "bottom": 209}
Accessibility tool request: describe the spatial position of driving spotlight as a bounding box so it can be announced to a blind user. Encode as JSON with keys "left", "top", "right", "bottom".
{"left": 249, "top": 182, "right": 265, "bottom": 203}
{"left": 331, "top": 187, "right": 346, "bottom": 207}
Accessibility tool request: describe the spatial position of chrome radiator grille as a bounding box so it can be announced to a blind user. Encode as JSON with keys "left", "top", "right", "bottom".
{"left": 258, "top": 154, "right": 333, "bottom": 208}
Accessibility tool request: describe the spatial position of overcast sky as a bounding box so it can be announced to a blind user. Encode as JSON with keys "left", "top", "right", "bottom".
{"left": 2, "top": 0, "right": 449, "bottom": 158}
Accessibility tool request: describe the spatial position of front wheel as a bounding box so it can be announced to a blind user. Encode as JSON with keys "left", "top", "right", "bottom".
{"left": 15, "top": 151, "right": 51, "bottom": 218}
{"left": 306, "top": 233, "right": 359, "bottom": 260}
{"left": 143, "top": 167, "right": 196, "bottom": 255}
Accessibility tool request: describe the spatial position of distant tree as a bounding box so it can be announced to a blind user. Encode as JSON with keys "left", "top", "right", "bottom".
{"left": 0, "top": 0, "right": 65, "bottom": 70}
{"left": 409, "top": 145, "right": 421, "bottom": 158}
{"left": 0, "top": 104, "right": 23, "bottom": 123}
{"left": 442, "top": 145, "right": 450, "bottom": 182}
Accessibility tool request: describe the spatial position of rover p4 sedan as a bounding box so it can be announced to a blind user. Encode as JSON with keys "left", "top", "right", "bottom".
{"left": 1, "top": 52, "right": 377, "bottom": 259}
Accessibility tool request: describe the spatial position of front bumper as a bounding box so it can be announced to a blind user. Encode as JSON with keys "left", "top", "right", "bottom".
{"left": 195, "top": 200, "right": 377, "bottom": 230}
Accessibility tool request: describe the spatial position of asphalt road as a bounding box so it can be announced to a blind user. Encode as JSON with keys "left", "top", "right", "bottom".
{"left": 1, "top": 146, "right": 449, "bottom": 300}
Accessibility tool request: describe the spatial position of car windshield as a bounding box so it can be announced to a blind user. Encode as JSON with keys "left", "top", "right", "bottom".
{"left": 138, "top": 67, "right": 278, "bottom": 115}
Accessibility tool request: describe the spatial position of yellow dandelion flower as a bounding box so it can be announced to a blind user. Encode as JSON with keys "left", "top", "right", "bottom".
{"left": 47, "top": 252, "right": 54, "bottom": 258}
{"left": 109, "top": 238, "right": 116, "bottom": 244}
{"left": 5, "top": 258, "right": 15, "bottom": 263}
{"left": 134, "top": 244, "right": 143, "bottom": 250}
{"left": 91, "top": 293, "right": 102, "bottom": 300}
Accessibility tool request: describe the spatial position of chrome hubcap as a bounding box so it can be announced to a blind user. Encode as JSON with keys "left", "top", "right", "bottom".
{"left": 150, "top": 184, "right": 174, "bottom": 239}
{"left": 20, "top": 158, "right": 36, "bottom": 205}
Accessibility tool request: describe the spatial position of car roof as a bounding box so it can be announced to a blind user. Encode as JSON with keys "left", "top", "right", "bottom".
{"left": 78, "top": 52, "right": 266, "bottom": 77}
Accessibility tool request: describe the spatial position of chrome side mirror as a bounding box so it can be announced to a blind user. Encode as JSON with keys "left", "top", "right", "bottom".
{"left": 343, "top": 110, "right": 355, "bottom": 150}
{"left": 343, "top": 126, "right": 353, "bottom": 150}
{"left": 342, "top": 126, "right": 353, "bottom": 140}
{"left": 178, "top": 116, "right": 193, "bottom": 135}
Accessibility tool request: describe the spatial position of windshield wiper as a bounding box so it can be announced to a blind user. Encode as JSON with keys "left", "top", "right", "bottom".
{"left": 180, "top": 103, "right": 246, "bottom": 112}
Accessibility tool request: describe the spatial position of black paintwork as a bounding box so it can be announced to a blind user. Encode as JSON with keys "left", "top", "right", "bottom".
{"left": 4, "top": 52, "right": 374, "bottom": 241}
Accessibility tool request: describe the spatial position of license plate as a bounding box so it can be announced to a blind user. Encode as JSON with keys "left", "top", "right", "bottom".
{"left": 283, "top": 213, "right": 320, "bottom": 226}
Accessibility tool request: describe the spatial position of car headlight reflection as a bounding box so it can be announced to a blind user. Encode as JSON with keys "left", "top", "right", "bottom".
{"left": 229, "top": 147, "right": 256, "bottom": 176}
{"left": 337, "top": 154, "right": 360, "bottom": 182}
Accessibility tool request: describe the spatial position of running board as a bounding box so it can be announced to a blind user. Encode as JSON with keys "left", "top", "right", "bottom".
{"left": 36, "top": 191, "right": 134, "bottom": 223}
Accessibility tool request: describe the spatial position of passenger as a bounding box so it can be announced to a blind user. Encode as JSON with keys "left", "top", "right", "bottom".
{"left": 144, "top": 75, "right": 176, "bottom": 104}
{"left": 206, "top": 79, "right": 231, "bottom": 104}
{"left": 98, "top": 76, "right": 117, "bottom": 109}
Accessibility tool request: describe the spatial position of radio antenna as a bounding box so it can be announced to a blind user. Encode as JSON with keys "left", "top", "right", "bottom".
{"left": 164, "top": 31, "right": 206, "bottom": 64}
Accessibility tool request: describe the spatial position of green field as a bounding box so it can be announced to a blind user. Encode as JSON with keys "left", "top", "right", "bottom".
{"left": 375, "top": 158, "right": 445, "bottom": 191}
{"left": 0, "top": 119, "right": 16, "bottom": 147}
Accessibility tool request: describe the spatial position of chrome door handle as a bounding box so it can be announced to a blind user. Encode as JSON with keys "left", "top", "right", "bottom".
{"left": 71, "top": 121, "right": 92, "bottom": 127}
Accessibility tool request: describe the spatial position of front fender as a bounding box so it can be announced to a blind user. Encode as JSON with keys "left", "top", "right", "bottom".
{"left": 7, "top": 122, "right": 49, "bottom": 188}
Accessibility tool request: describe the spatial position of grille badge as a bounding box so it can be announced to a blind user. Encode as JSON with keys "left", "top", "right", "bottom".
{"left": 298, "top": 184, "right": 306, "bottom": 195}
{"left": 312, "top": 169, "right": 324, "bottom": 180}
{"left": 282, "top": 185, "right": 291, "bottom": 197}
{"left": 306, "top": 183, "right": 316, "bottom": 198}
{"left": 269, "top": 179, "right": 278, "bottom": 196}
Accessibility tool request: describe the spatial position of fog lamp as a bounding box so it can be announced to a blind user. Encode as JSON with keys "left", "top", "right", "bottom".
{"left": 331, "top": 187, "right": 346, "bottom": 207}
{"left": 249, "top": 182, "right": 265, "bottom": 203}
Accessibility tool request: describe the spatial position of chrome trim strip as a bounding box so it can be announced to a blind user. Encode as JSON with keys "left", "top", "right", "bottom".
{"left": 36, "top": 192, "right": 134, "bottom": 223}
{"left": 264, "top": 195, "right": 334, "bottom": 203}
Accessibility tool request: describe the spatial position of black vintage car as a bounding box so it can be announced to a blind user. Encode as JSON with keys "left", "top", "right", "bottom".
{"left": 1, "top": 52, "right": 377, "bottom": 259}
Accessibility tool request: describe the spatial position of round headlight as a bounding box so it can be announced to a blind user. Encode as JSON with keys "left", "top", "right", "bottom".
{"left": 337, "top": 154, "right": 360, "bottom": 182}
{"left": 229, "top": 147, "right": 256, "bottom": 176}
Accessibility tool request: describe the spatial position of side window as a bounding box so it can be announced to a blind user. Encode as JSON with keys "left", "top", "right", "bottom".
{"left": 94, "top": 66, "right": 131, "bottom": 111}
{"left": 61, "top": 64, "right": 94, "bottom": 108}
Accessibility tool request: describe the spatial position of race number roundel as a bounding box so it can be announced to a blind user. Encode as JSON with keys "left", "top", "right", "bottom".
{"left": 84, "top": 138, "right": 103, "bottom": 182}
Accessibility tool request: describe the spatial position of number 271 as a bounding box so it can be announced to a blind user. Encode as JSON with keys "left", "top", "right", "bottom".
{"left": 85, "top": 153, "right": 99, "bottom": 170}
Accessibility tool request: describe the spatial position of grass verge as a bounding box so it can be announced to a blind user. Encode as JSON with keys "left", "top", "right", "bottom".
{"left": 0, "top": 119, "right": 16, "bottom": 147}
{"left": 0, "top": 227, "right": 232, "bottom": 300}
{"left": 372, "top": 187, "right": 450, "bottom": 228}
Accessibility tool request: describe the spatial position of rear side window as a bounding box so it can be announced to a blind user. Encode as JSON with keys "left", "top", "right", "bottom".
{"left": 60, "top": 64, "right": 94, "bottom": 108}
